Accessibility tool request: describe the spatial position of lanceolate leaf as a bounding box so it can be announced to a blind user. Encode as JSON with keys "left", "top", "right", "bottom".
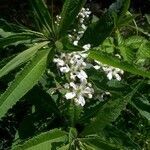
{"left": 82, "top": 82, "right": 141, "bottom": 135}
{"left": 0, "top": 41, "right": 49, "bottom": 78}
{"left": 89, "top": 51, "right": 150, "bottom": 78}
{"left": 0, "top": 28, "right": 13, "bottom": 38}
{"left": 12, "top": 129, "right": 68, "bottom": 150}
{"left": 79, "top": 13, "right": 114, "bottom": 47}
{"left": 0, "top": 18, "right": 23, "bottom": 33}
{"left": 0, "top": 50, "right": 50, "bottom": 118}
{"left": 30, "top": 0, "right": 52, "bottom": 35}
{"left": 59, "top": 0, "right": 85, "bottom": 37}
{"left": 0, "top": 33, "right": 43, "bottom": 48}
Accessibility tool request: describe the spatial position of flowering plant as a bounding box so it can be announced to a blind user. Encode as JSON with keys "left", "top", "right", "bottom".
{"left": 0, "top": 0, "right": 150, "bottom": 149}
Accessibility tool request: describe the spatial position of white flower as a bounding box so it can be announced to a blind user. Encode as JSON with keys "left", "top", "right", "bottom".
{"left": 73, "top": 40, "right": 78, "bottom": 46}
{"left": 53, "top": 8, "right": 94, "bottom": 106}
{"left": 60, "top": 66, "right": 70, "bottom": 73}
{"left": 76, "top": 70, "right": 88, "bottom": 82}
{"left": 93, "top": 65, "right": 101, "bottom": 70}
{"left": 106, "top": 68, "right": 123, "bottom": 81}
{"left": 80, "top": 53, "right": 88, "bottom": 58}
{"left": 79, "top": 18, "right": 84, "bottom": 23}
{"left": 65, "top": 92, "right": 76, "bottom": 99}
{"left": 70, "top": 72, "right": 76, "bottom": 80}
{"left": 107, "top": 71, "right": 113, "bottom": 80}
{"left": 63, "top": 80, "right": 94, "bottom": 106}
{"left": 93, "top": 58, "right": 124, "bottom": 81}
{"left": 87, "top": 93, "right": 93, "bottom": 99}
{"left": 114, "top": 73, "right": 121, "bottom": 81}
{"left": 83, "top": 44, "right": 91, "bottom": 51}
{"left": 64, "top": 83, "right": 70, "bottom": 89}
{"left": 53, "top": 58, "right": 65, "bottom": 66}
{"left": 70, "top": 82, "right": 77, "bottom": 89}
{"left": 81, "top": 24, "right": 87, "bottom": 30}
{"left": 78, "top": 31, "right": 84, "bottom": 34}
{"left": 76, "top": 96, "right": 85, "bottom": 106}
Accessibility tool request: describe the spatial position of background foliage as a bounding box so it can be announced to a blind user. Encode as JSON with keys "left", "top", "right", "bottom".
{"left": 0, "top": 0, "right": 150, "bottom": 149}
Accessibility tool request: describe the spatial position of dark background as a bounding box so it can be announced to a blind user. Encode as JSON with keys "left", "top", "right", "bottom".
{"left": 0, "top": 0, "right": 150, "bottom": 23}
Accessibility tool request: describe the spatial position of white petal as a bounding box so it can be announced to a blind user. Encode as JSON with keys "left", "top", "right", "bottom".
{"left": 93, "top": 65, "right": 100, "bottom": 70}
{"left": 60, "top": 66, "right": 70, "bottom": 73}
{"left": 64, "top": 83, "right": 70, "bottom": 89}
{"left": 57, "top": 59, "right": 65, "bottom": 66}
{"left": 115, "top": 73, "right": 121, "bottom": 81}
{"left": 70, "top": 73, "right": 76, "bottom": 80}
{"left": 65, "top": 92, "right": 76, "bottom": 99}
{"left": 78, "top": 31, "right": 84, "bottom": 34}
{"left": 87, "top": 94, "right": 93, "bottom": 99}
{"left": 120, "top": 70, "right": 124, "bottom": 74}
{"left": 77, "top": 95, "right": 85, "bottom": 106}
{"left": 81, "top": 24, "right": 87, "bottom": 30}
{"left": 73, "top": 41, "right": 78, "bottom": 46}
{"left": 105, "top": 92, "right": 111, "bottom": 95}
{"left": 79, "top": 18, "right": 84, "bottom": 23}
{"left": 68, "top": 34, "right": 72, "bottom": 38}
{"left": 83, "top": 44, "right": 91, "bottom": 51}
{"left": 84, "top": 87, "right": 92, "bottom": 94}
{"left": 70, "top": 82, "right": 77, "bottom": 90}
{"left": 80, "top": 53, "right": 88, "bottom": 58}
{"left": 107, "top": 72, "right": 113, "bottom": 80}
{"left": 77, "top": 70, "right": 87, "bottom": 81}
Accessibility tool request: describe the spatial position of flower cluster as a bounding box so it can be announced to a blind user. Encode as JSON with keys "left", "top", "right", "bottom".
{"left": 77, "top": 8, "right": 91, "bottom": 24}
{"left": 53, "top": 7, "right": 124, "bottom": 107}
{"left": 53, "top": 8, "right": 94, "bottom": 106}
{"left": 93, "top": 60, "right": 124, "bottom": 81}
{"left": 69, "top": 8, "right": 91, "bottom": 44}
{"left": 64, "top": 81, "right": 94, "bottom": 106}
{"left": 53, "top": 45, "right": 94, "bottom": 106}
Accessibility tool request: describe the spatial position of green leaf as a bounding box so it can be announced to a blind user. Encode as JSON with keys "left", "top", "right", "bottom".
{"left": 82, "top": 82, "right": 141, "bottom": 135}
{"left": 0, "top": 28, "right": 13, "bottom": 38}
{"left": 0, "top": 33, "right": 43, "bottom": 48}
{"left": 68, "top": 101, "right": 83, "bottom": 127}
{"left": 79, "top": 13, "right": 114, "bottom": 47}
{"left": 145, "top": 14, "right": 150, "bottom": 25}
{"left": 100, "top": 37, "right": 115, "bottom": 53}
{"left": 26, "top": 85, "right": 61, "bottom": 117}
{"left": 131, "top": 97, "right": 150, "bottom": 121}
{"left": 0, "top": 19, "right": 23, "bottom": 33}
{"left": 125, "top": 36, "right": 147, "bottom": 49}
{"left": 59, "top": 0, "right": 85, "bottom": 37}
{"left": 30, "top": 0, "right": 53, "bottom": 35}
{"left": 0, "top": 41, "right": 49, "bottom": 78}
{"left": 12, "top": 129, "right": 68, "bottom": 150}
{"left": 18, "top": 114, "right": 36, "bottom": 139}
{"left": 89, "top": 50, "right": 150, "bottom": 78}
{"left": 69, "top": 128, "right": 78, "bottom": 143}
{"left": 109, "top": 0, "right": 131, "bottom": 27}
{"left": 137, "top": 42, "right": 150, "bottom": 59}
{"left": 119, "top": 46, "right": 135, "bottom": 63}
{"left": 120, "top": 0, "right": 130, "bottom": 17}
{"left": 80, "top": 137, "right": 121, "bottom": 150}
{"left": 0, "top": 49, "right": 49, "bottom": 118}
{"left": 109, "top": 0, "right": 130, "bottom": 16}
{"left": 104, "top": 125, "right": 141, "bottom": 150}
{"left": 57, "top": 144, "right": 69, "bottom": 150}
